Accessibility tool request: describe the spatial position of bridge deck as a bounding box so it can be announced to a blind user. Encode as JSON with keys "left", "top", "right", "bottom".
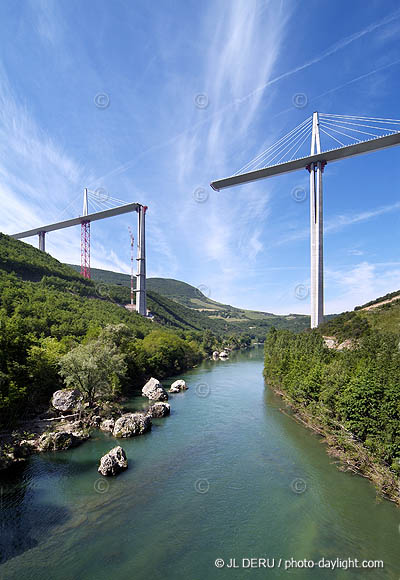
{"left": 210, "top": 131, "right": 400, "bottom": 191}
{"left": 11, "top": 203, "right": 141, "bottom": 239}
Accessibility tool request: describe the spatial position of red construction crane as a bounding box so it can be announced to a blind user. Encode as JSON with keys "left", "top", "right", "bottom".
{"left": 81, "top": 188, "right": 90, "bottom": 278}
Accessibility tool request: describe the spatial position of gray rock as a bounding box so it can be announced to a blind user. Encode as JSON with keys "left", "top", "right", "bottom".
{"left": 100, "top": 418, "right": 115, "bottom": 433}
{"left": 98, "top": 446, "right": 128, "bottom": 476}
{"left": 212, "top": 351, "right": 219, "bottom": 359}
{"left": 142, "top": 377, "right": 168, "bottom": 401}
{"left": 219, "top": 351, "right": 229, "bottom": 358}
{"left": 112, "top": 413, "right": 152, "bottom": 438}
{"left": 38, "top": 429, "right": 89, "bottom": 451}
{"left": 147, "top": 402, "right": 171, "bottom": 418}
{"left": 51, "top": 389, "right": 82, "bottom": 412}
{"left": 169, "top": 379, "right": 188, "bottom": 393}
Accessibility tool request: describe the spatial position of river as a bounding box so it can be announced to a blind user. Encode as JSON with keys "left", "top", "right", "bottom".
{"left": 1, "top": 346, "right": 399, "bottom": 579}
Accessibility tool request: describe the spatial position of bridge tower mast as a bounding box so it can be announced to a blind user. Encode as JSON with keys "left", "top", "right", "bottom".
{"left": 308, "top": 112, "right": 324, "bottom": 328}
{"left": 136, "top": 205, "right": 147, "bottom": 315}
{"left": 128, "top": 226, "right": 135, "bottom": 307}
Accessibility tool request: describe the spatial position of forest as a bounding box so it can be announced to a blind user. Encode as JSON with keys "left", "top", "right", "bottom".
{"left": 263, "top": 325, "right": 400, "bottom": 499}
{"left": 0, "top": 234, "right": 252, "bottom": 428}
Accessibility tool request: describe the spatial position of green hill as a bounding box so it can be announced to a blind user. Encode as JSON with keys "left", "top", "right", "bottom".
{"left": 68, "top": 265, "right": 310, "bottom": 336}
{"left": 319, "top": 288, "right": 400, "bottom": 341}
{"left": 0, "top": 233, "right": 233, "bottom": 426}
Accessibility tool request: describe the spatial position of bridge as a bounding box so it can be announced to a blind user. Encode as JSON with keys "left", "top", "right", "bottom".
{"left": 11, "top": 190, "right": 148, "bottom": 316}
{"left": 211, "top": 113, "right": 400, "bottom": 328}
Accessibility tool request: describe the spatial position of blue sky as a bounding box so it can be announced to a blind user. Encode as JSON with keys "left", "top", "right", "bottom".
{"left": 1, "top": 0, "right": 400, "bottom": 315}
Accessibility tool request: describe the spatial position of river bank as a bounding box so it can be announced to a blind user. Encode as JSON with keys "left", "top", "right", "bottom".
{"left": 2, "top": 346, "right": 400, "bottom": 579}
{"left": 0, "top": 346, "right": 244, "bottom": 473}
{"left": 267, "top": 382, "right": 400, "bottom": 507}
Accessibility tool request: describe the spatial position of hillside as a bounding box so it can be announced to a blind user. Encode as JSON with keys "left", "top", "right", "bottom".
{"left": 68, "top": 265, "right": 310, "bottom": 336}
{"left": 319, "top": 286, "right": 400, "bottom": 341}
{"left": 1, "top": 233, "right": 242, "bottom": 426}
{"left": 264, "top": 286, "right": 400, "bottom": 504}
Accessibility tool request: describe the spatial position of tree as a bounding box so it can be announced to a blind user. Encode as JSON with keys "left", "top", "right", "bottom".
{"left": 58, "top": 340, "right": 127, "bottom": 407}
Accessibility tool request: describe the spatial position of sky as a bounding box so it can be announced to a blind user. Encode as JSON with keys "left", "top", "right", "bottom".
{"left": 1, "top": 0, "right": 400, "bottom": 315}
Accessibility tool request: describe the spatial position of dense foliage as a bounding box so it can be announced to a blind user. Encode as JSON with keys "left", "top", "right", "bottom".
{"left": 70, "top": 264, "right": 311, "bottom": 339}
{"left": 0, "top": 235, "right": 229, "bottom": 427}
{"left": 264, "top": 328, "right": 400, "bottom": 474}
{"left": 354, "top": 290, "right": 400, "bottom": 310}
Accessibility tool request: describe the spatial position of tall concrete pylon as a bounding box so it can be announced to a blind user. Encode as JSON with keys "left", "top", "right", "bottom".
{"left": 210, "top": 112, "right": 400, "bottom": 329}
{"left": 136, "top": 205, "right": 147, "bottom": 316}
{"left": 309, "top": 112, "right": 324, "bottom": 328}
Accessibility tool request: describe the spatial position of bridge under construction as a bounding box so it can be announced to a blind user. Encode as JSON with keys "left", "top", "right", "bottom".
{"left": 10, "top": 190, "right": 148, "bottom": 316}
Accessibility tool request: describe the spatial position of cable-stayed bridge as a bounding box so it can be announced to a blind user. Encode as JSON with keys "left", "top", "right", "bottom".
{"left": 11, "top": 189, "right": 148, "bottom": 316}
{"left": 211, "top": 113, "right": 400, "bottom": 328}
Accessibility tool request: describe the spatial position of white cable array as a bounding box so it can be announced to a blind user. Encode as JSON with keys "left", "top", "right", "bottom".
{"left": 321, "top": 117, "right": 400, "bottom": 133}
{"left": 232, "top": 113, "right": 400, "bottom": 179}
{"left": 319, "top": 126, "right": 346, "bottom": 147}
{"left": 234, "top": 116, "right": 312, "bottom": 175}
{"left": 272, "top": 121, "right": 312, "bottom": 166}
{"left": 318, "top": 113, "right": 400, "bottom": 152}
{"left": 87, "top": 190, "right": 128, "bottom": 213}
{"left": 250, "top": 120, "right": 312, "bottom": 171}
{"left": 321, "top": 119, "right": 384, "bottom": 139}
{"left": 320, "top": 113, "right": 400, "bottom": 125}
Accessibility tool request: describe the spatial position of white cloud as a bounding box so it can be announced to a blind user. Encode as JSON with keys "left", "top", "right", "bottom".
{"left": 326, "top": 261, "right": 400, "bottom": 313}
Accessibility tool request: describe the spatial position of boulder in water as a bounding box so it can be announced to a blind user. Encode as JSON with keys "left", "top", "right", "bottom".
{"left": 142, "top": 377, "right": 168, "bottom": 401}
{"left": 100, "top": 418, "right": 115, "bottom": 433}
{"left": 98, "top": 446, "right": 128, "bottom": 476}
{"left": 112, "top": 412, "right": 152, "bottom": 438}
{"left": 38, "top": 428, "right": 89, "bottom": 451}
{"left": 147, "top": 402, "right": 171, "bottom": 418}
{"left": 169, "top": 379, "right": 188, "bottom": 393}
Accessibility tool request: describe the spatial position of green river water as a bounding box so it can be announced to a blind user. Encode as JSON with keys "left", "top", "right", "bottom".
{"left": 1, "top": 346, "right": 399, "bottom": 579}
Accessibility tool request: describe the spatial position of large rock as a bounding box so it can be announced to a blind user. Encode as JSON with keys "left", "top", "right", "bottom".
{"left": 219, "top": 351, "right": 229, "bottom": 359}
{"left": 38, "top": 428, "right": 89, "bottom": 452}
{"left": 169, "top": 379, "right": 188, "bottom": 393}
{"left": 212, "top": 351, "right": 219, "bottom": 359}
{"left": 98, "top": 446, "right": 128, "bottom": 476}
{"left": 147, "top": 402, "right": 171, "bottom": 418}
{"left": 112, "top": 412, "right": 152, "bottom": 438}
{"left": 51, "top": 389, "right": 82, "bottom": 412}
{"left": 100, "top": 418, "right": 115, "bottom": 433}
{"left": 142, "top": 377, "right": 168, "bottom": 401}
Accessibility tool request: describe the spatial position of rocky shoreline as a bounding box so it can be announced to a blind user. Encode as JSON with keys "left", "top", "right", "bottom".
{"left": 268, "top": 381, "right": 400, "bottom": 507}
{"left": 0, "top": 377, "right": 188, "bottom": 475}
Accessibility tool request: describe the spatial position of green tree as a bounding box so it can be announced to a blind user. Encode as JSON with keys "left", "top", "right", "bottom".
{"left": 58, "top": 340, "right": 127, "bottom": 407}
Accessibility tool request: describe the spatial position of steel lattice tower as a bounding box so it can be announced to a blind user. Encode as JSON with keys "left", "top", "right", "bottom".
{"left": 81, "top": 188, "right": 91, "bottom": 279}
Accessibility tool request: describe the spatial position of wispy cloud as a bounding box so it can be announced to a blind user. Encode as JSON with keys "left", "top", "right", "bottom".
{"left": 325, "top": 261, "right": 400, "bottom": 313}
{"left": 271, "top": 200, "right": 400, "bottom": 247}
